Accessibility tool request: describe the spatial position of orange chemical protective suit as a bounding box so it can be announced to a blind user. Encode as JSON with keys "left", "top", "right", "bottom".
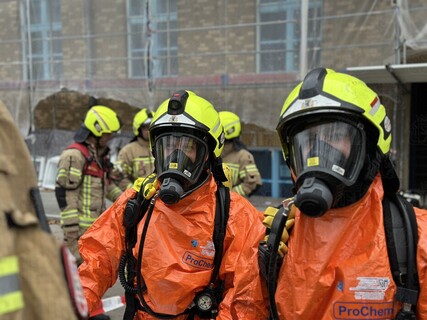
{"left": 78, "top": 175, "right": 268, "bottom": 319}
{"left": 275, "top": 175, "right": 427, "bottom": 319}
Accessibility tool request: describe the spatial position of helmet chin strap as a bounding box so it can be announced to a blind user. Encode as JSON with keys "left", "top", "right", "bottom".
{"left": 86, "top": 134, "right": 109, "bottom": 158}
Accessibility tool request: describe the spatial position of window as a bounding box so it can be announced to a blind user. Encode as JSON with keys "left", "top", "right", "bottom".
{"left": 258, "top": 0, "right": 322, "bottom": 73}
{"left": 151, "top": 0, "right": 178, "bottom": 77}
{"left": 127, "top": 0, "right": 177, "bottom": 78}
{"left": 127, "top": 0, "right": 149, "bottom": 78}
{"left": 24, "top": 0, "right": 63, "bottom": 80}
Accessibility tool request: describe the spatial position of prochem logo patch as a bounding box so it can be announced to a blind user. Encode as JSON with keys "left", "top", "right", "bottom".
{"left": 182, "top": 251, "right": 214, "bottom": 270}
{"left": 334, "top": 301, "right": 394, "bottom": 319}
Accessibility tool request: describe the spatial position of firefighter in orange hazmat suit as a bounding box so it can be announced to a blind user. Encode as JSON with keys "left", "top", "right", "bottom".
{"left": 78, "top": 90, "right": 268, "bottom": 319}
{"left": 258, "top": 67, "right": 427, "bottom": 319}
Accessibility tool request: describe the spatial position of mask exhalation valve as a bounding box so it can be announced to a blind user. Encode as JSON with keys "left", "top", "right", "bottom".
{"left": 294, "top": 177, "right": 333, "bottom": 217}
{"left": 158, "top": 177, "right": 184, "bottom": 205}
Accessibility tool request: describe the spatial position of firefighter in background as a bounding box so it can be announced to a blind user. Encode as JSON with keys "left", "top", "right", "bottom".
{"left": 55, "top": 105, "right": 122, "bottom": 265}
{"left": 78, "top": 90, "right": 268, "bottom": 319}
{"left": 113, "top": 108, "right": 155, "bottom": 191}
{"left": 261, "top": 67, "right": 427, "bottom": 318}
{"left": 0, "top": 100, "right": 87, "bottom": 319}
{"left": 218, "top": 111, "right": 262, "bottom": 197}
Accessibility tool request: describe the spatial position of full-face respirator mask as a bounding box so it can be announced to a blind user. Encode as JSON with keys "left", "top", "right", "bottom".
{"left": 287, "top": 119, "right": 367, "bottom": 217}
{"left": 277, "top": 67, "right": 392, "bottom": 217}
{"left": 154, "top": 134, "right": 209, "bottom": 205}
{"left": 149, "top": 89, "right": 226, "bottom": 205}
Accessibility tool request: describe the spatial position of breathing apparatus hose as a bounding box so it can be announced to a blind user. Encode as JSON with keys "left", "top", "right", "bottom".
{"left": 267, "top": 201, "right": 293, "bottom": 320}
{"left": 119, "top": 189, "right": 148, "bottom": 295}
{"left": 119, "top": 254, "right": 137, "bottom": 294}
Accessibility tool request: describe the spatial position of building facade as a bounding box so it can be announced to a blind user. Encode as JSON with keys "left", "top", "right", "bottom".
{"left": 0, "top": 0, "right": 426, "bottom": 195}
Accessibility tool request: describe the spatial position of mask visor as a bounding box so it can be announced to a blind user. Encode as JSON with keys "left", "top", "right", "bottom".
{"left": 154, "top": 133, "right": 209, "bottom": 189}
{"left": 290, "top": 120, "right": 365, "bottom": 186}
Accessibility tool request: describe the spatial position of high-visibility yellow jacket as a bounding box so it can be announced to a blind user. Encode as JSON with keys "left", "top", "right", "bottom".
{"left": 221, "top": 142, "right": 262, "bottom": 197}
{"left": 0, "top": 100, "right": 82, "bottom": 319}
{"left": 56, "top": 142, "right": 122, "bottom": 231}
{"left": 113, "top": 137, "right": 155, "bottom": 191}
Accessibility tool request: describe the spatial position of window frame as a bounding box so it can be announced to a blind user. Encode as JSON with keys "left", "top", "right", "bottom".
{"left": 126, "top": 0, "right": 149, "bottom": 79}
{"left": 22, "top": 0, "right": 63, "bottom": 81}
{"left": 151, "top": 0, "right": 178, "bottom": 77}
{"left": 257, "top": 0, "right": 322, "bottom": 73}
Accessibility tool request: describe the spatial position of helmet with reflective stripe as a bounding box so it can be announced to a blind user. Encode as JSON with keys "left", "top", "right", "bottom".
{"left": 83, "top": 106, "right": 121, "bottom": 137}
{"left": 150, "top": 90, "right": 225, "bottom": 158}
{"left": 219, "top": 111, "right": 241, "bottom": 140}
{"left": 277, "top": 67, "right": 392, "bottom": 163}
{"left": 133, "top": 108, "right": 153, "bottom": 136}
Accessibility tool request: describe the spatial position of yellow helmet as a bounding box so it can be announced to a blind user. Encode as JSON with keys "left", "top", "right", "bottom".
{"left": 83, "top": 105, "right": 121, "bottom": 137}
{"left": 133, "top": 108, "right": 153, "bottom": 136}
{"left": 150, "top": 90, "right": 225, "bottom": 159}
{"left": 277, "top": 67, "right": 392, "bottom": 160}
{"left": 277, "top": 67, "right": 393, "bottom": 212}
{"left": 219, "top": 111, "right": 241, "bottom": 140}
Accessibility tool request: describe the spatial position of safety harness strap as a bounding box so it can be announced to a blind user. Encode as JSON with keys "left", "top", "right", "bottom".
{"left": 211, "top": 185, "right": 230, "bottom": 282}
{"left": 66, "top": 142, "right": 107, "bottom": 178}
{"left": 264, "top": 205, "right": 289, "bottom": 320}
{"left": 383, "top": 194, "right": 419, "bottom": 308}
{"left": 121, "top": 189, "right": 150, "bottom": 320}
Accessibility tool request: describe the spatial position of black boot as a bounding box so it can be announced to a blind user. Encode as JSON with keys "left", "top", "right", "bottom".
{"left": 89, "top": 314, "right": 111, "bottom": 320}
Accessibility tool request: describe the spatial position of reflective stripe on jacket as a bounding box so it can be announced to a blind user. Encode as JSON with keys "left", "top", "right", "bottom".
{"left": 56, "top": 143, "right": 121, "bottom": 230}
{"left": 221, "top": 143, "right": 262, "bottom": 197}
{"left": 113, "top": 137, "right": 155, "bottom": 191}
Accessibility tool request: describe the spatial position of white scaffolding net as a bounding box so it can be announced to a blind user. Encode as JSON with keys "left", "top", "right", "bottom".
{"left": 0, "top": 0, "right": 426, "bottom": 167}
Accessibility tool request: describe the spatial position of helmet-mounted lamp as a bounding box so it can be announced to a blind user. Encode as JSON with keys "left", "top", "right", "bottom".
{"left": 168, "top": 90, "right": 188, "bottom": 115}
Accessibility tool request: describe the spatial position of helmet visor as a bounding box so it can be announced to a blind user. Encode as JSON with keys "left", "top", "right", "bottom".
{"left": 154, "top": 133, "right": 209, "bottom": 186}
{"left": 290, "top": 120, "right": 365, "bottom": 186}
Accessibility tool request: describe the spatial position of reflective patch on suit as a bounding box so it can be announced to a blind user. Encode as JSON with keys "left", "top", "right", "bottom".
{"left": 333, "top": 301, "right": 394, "bottom": 319}
{"left": 199, "top": 240, "right": 215, "bottom": 257}
{"left": 0, "top": 256, "right": 24, "bottom": 315}
{"left": 349, "top": 277, "right": 390, "bottom": 300}
{"left": 182, "top": 251, "right": 214, "bottom": 270}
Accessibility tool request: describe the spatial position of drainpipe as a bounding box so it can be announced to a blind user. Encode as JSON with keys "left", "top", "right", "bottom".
{"left": 146, "top": 0, "right": 154, "bottom": 108}
{"left": 392, "top": 0, "right": 401, "bottom": 64}
{"left": 299, "top": 0, "right": 308, "bottom": 80}
{"left": 25, "top": 0, "right": 35, "bottom": 137}
{"left": 84, "top": 0, "right": 94, "bottom": 86}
